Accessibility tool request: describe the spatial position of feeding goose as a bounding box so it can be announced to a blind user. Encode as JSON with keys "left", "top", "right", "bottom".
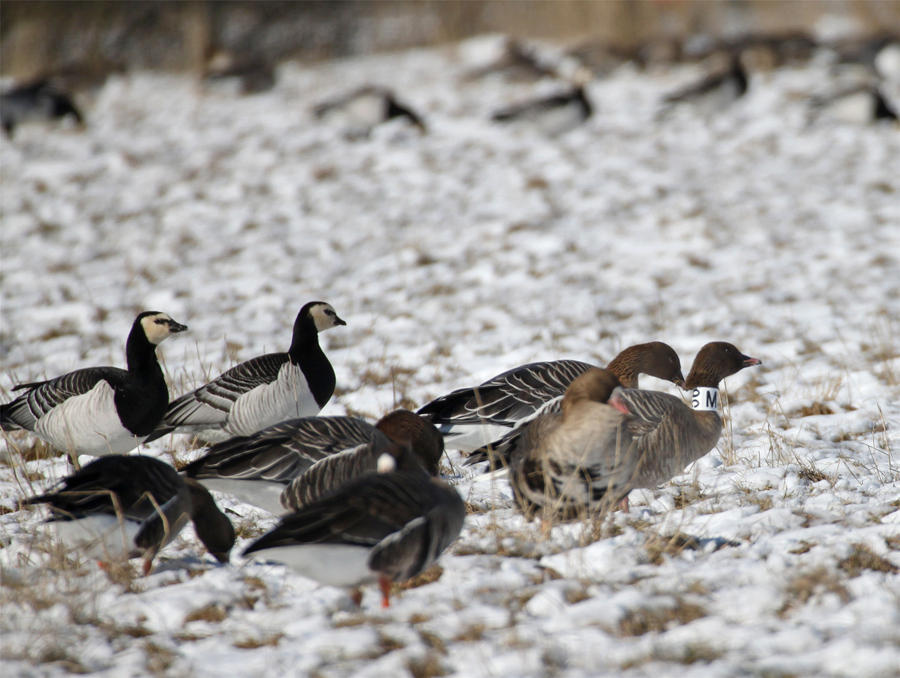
{"left": 148, "top": 301, "right": 345, "bottom": 444}
{"left": 1, "top": 312, "right": 187, "bottom": 462}
{"left": 418, "top": 341, "right": 684, "bottom": 465}
{"left": 509, "top": 342, "right": 760, "bottom": 518}
{"left": 243, "top": 470, "right": 465, "bottom": 607}
{"left": 183, "top": 409, "right": 443, "bottom": 514}
{"left": 1, "top": 79, "right": 85, "bottom": 137}
{"left": 26, "top": 455, "right": 234, "bottom": 574}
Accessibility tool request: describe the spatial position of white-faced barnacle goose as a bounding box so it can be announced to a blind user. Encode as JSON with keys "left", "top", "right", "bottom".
{"left": 26, "top": 455, "right": 235, "bottom": 574}
{"left": 658, "top": 53, "right": 748, "bottom": 118}
{"left": 1, "top": 79, "right": 85, "bottom": 137}
{"left": 1, "top": 312, "right": 187, "bottom": 462}
{"left": 313, "top": 86, "right": 426, "bottom": 135}
{"left": 418, "top": 341, "right": 684, "bottom": 465}
{"left": 509, "top": 343, "right": 760, "bottom": 519}
{"left": 243, "top": 470, "right": 465, "bottom": 607}
{"left": 148, "top": 301, "right": 345, "bottom": 445}
{"left": 492, "top": 83, "right": 593, "bottom": 136}
{"left": 808, "top": 83, "right": 898, "bottom": 124}
{"left": 183, "top": 409, "right": 443, "bottom": 514}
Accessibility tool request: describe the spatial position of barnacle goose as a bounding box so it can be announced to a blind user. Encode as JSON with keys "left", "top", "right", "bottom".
{"left": 1, "top": 312, "right": 187, "bottom": 460}
{"left": 417, "top": 342, "right": 684, "bottom": 465}
{"left": 1, "top": 79, "right": 85, "bottom": 137}
{"left": 27, "top": 455, "right": 234, "bottom": 574}
{"left": 148, "top": 302, "right": 345, "bottom": 444}
{"left": 243, "top": 470, "right": 465, "bottom": 607}
{"left": 183, "top": 409, "right": 443, "bottom": 514}
{"left": 659, "top": 53, "right": 748, "bottom": 117}
{"left": 313, "top": 86, "right": 426, "bottom": 135}
{"left": 492, "top": 84, "right": 593, "bottom": 136}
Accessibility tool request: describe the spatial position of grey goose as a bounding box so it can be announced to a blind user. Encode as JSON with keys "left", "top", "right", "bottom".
{"left": 183, "top": 409, "right": 443, "bottom": 514}
{"left": 1, "top": 312, "right": 187, "bottom": 461}
{"left": 418, "top": 341, "right": 684, "bottom": 464}
{"left": 148, "top": 301, "right": 345, "bottom": 444}
{"left": 243, "top": 470, "right": 465, "bottom": 607}
{"left": 27, "top": 455, "right": 235, "bottom": 574}
{"left": 509, "top": 342, "right": 761, "bottom": 519}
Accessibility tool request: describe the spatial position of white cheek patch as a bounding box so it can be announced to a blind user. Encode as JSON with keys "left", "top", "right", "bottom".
{"left": 142, "top": 314, "right": 174, "bottom": 345}
{"left": 311, "top": 305, "right": 338, "bottom": 332}
{"left": 691, "top": 388, "right": 719, "bottom": 412}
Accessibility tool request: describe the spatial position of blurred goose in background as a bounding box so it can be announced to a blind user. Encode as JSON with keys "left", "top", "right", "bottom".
{"left": 148, "top": 301, "right": 345, "bottom": 445}
{"left": 313, "top": 86, "right": 426, "bottom": 135}
{"left": 491, "top": 70, "right": 594, "bottom": 136}
{"left": 243, "top": 470, "right": 465, "bottom": 607}
{"left": 1, "top": 79, "right": 85, "bottom": 137}
{"left": 808, "top": 83, "right": 898, "bottom": 124}
{"left": 658, "top": 53, "right": 748, "bottom": 117}
{"left": 419, "top": 341, "right": 684, "bottom": 464}
{"left": 204, "top": 49, "right": 276, "bottom": 95}
{"left": 509, "top": 342, "right": 760, "bottom": 518}
{"left": 1, "top": 312, "right": 186, "bottom": 462}
{"left": 183, "top": 409, "right": 443, "bottom": 514}
{"left": 26, "top": 455, "right": 234, "bottom": 574}
{"left": 464, "top": 36, "right": 560, "bottom": 82}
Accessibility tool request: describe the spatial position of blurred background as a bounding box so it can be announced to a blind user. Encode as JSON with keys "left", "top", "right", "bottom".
{"left": 2, "top": 0, "right": 898, "bottom": 79}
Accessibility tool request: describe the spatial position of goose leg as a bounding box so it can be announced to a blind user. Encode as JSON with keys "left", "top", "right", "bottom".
{"left": 349, "top": 588, "right": 363, "bottom": 607}
{"left": 378, "top": 576, "right": 392, "bottom": 608}
{"left": 618, "top": 496, "right": 630, "bottom": 513}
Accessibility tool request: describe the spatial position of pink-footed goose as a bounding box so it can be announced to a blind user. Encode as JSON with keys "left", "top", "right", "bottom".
{"left": 243, "top": 471, "right": 465, "bottom": 607}
{"left": 183, "top": 409, "right": 443, "bottom": 514}
{"left": 427, "top": 342, "right": 684, "bottom": 468}
{"left": 27, "top": 455, "right": 235, "bottom": 574}
{"left": 509, "top": 342, "right": 760, "bottom": 518}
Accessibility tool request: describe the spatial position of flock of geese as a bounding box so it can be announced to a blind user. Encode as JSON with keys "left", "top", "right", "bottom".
{"left": 2, "top": 31, "right": 897, "bottom": 139}
{"left": 2, "top": 303, "right": 760, "bottom": 606}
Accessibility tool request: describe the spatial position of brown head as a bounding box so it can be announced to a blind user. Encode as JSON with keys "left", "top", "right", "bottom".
{"left": 683, "top": 342, "right": 761, "bottom": 390}
{"left": 606, "top": 342, "right": 685, "bottom": 389}
{"left": 375, "top": 410, "right": 443, "bottom": 475}
{"left": 561, "top": 368, "right": 621, "bottom": 418}
{"left": 185, "top": 479, "right": 236, "bottom": 564}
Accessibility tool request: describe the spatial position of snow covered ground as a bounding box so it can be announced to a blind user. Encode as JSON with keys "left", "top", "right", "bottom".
{"left": 1, "top": 37, "right": 899, "bottom": 678}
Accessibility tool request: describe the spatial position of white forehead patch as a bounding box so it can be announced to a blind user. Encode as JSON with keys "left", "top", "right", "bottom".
{"left": 309, "top": 303, "right": 341, "bottom": 332}
{"left": 377, "top": 453, "right": 397, "bottom": 473}
{"left": 142, "top": 313, "right": 175, "bottom": 345}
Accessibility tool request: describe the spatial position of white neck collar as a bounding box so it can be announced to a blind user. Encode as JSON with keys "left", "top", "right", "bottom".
{"left": 691, "top": 387, "right": 719, "bottom": 412}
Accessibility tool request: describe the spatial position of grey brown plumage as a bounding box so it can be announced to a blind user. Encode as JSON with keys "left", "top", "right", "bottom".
{"left": 509, "top": 343, "right": 760, "bottom": 518}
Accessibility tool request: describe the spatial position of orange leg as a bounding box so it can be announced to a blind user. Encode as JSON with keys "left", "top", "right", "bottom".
{"left": 97, "top": 561, "right": 110, "bottom": 572}
{"left": 142, "top": 558, "right": 153, "bottom": 576}
{"left": 618, "top": 496, "right": 630, "bottom": 513}
{"left": 378, "top": 576, "right": 392, "bottom": 609}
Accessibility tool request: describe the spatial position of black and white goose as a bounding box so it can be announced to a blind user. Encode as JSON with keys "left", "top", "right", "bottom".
{"left": 492, "top": 84, "right": 593, "bottom": 136}
{"left": 183, "top": 409, "right": 443, "bottom": 514}
{"left": 243, "top": 470, "right": 465, "bottom": 607}
{"left": 149, "top": 301, "right": 345, "bottom": 444}
{"left": 417, "top": 342, "right": 684, "bottom": 463}
{"left": 659, "top": 53, "right": 748, "bottom": 117}
{"left": 1, "top": 79, "right": 85, "bottom": 137}
{"left": 26, "top": 455, "right": 235, "bottom": 574}
{"left": 313, "top": 86, "right": 426, "bottom": 135}
{"left": 1, "top": 312, "right": 187, "bottom": 460}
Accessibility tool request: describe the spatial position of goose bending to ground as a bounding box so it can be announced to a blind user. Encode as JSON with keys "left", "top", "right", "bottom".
{"left": 492, "top": 85, "right": 593, "bottom": 136}
{"left": 1, "top": 312, "right": 187, "bottom": 461}
{"left": 419, "top": 341, "right": 684, "bottom": 464}
{"left": 659, "top": 54, "right": 748, "bottom": 118}
{"left": 313, "top": 86, "right": 426, "bottom": 135}
{"left": 243, "top": 470, "right": 465, "bottom": 607}
{"left": 509, "top": 342, "right": 760, "bottom": 518}
{"left": 1, "top": 79, "right": 85, "bottom": 137}
{"left": 808, "top": 83, "right": 898, "bottom": 124}
{"left": 183, "top": 409, "right": 443, "bottom": 514}
{"left": 26, "top": 455, "right": 235, "bottom": 574}
{"left": 148, "top": 301, "right": 345, "bottom": 444}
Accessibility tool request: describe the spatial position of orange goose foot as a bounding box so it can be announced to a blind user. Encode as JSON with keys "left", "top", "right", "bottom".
{"left": 619, "top": 496, "right": 630, "bottom": 513}
{"left": 378, "top": 576, "right": 392, "bottom": 608}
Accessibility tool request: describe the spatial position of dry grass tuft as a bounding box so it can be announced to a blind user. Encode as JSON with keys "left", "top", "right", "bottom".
{"left": 644, "top": 533, "right": 703, "bottom": 565}
{"left": 838, "top": 544, "right": 899, "bottom": 577}
{"left": 407, "top": 652, "right": 448, "bottom": 678}
{"left": 780, "top": 567, "right": 850, "bottom": 615}
{"left": 144, "top": 641, "right": 177, "bottom": 677}
{"left": 452, "top": 623, "right": 486, "bottom": 642}
{"left": 234, "top": 634, "right": 283, "bottom": 649}
{"left": 796, "top": 402, "right": 834, "bottom": 417}
{"left": 618, "top": 599, "right": 706, "bottom": 636}
{"left": 394, "top": 564, "right": 444, "bottom": 594}
{"left": 183, "top": 603, "right": 228, "bottom": 624}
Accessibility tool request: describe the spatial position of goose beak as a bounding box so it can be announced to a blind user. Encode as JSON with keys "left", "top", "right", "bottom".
{"left": 334, "top": 315, "right": 347, "bottom": 327}
{"left": 672, "top": 371, "right": 686, "bottom": 389}
{"left": 168, "top": 321, "right": 188, "bottom": 333}
{"left": 211, "top": 549, "right": 231, "bottom": 564}
{"left": 741, "top": 355, "right": 761, "bottom": 367}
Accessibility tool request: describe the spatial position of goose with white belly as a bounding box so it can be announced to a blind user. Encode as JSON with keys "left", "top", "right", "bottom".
{"left": 26, "top": 455, "right": 235, "bottom": 574}
{"left": 1, "top": 312, "right": 187, "bottom": 461}
{"left": 148, "top": 301, "right": 345, "bottom": 444}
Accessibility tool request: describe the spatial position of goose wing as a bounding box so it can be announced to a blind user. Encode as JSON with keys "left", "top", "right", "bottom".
{"left": 183, "top": 416, "right": 376, "bottom": 483}
{"left": 160, "top": 353, "right": 290, "bottom": 429}
{"left": 418, "top": 360, "right": 592, "bottom": 429}
{"left": 2, "top": 368, "right": 127, "bottom": 430}
{"left": 245, "top": 471, "right": 447, "bottom": 555}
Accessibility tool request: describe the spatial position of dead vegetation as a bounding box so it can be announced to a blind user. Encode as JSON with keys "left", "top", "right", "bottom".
{"left": 838, "top": 544, "right": 898, "bottom": 577}
{"left": 617, "top": 598, "right": 707, "bottom": 636}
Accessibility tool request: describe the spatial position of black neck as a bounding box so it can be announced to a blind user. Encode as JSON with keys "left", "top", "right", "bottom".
{"left": 288, "top": 314, "right": 335, "bottom": 408}
{"left": 126, "top": 321, "right": 161, "bottom": 375}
